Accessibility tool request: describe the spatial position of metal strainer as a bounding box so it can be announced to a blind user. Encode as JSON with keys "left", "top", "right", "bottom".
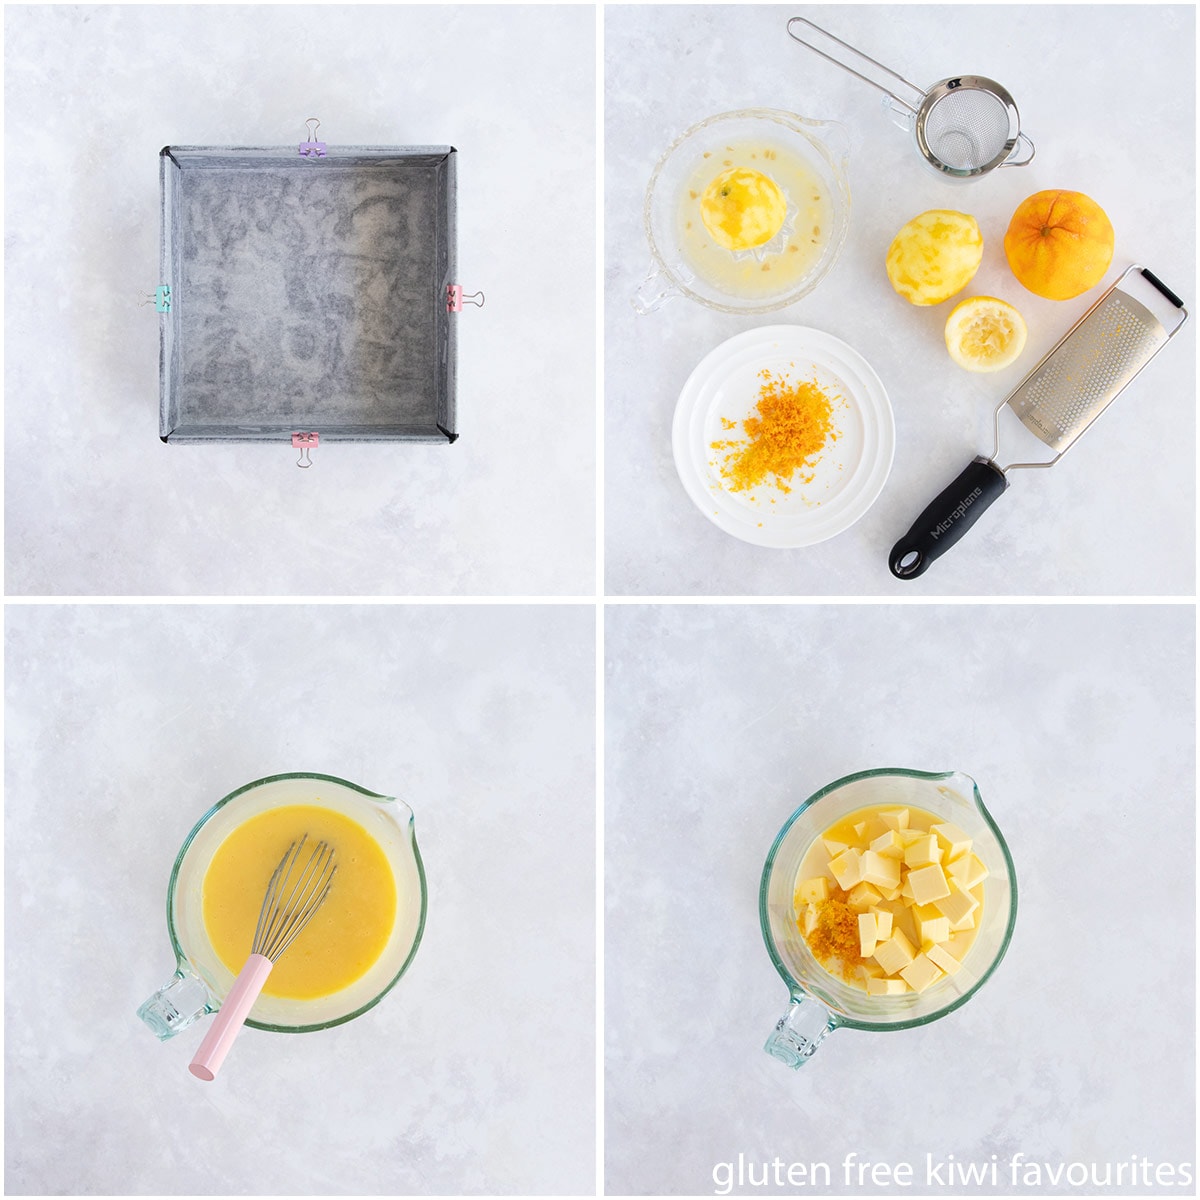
{"left": 787, "top": 17, "right": 1035, "bottom": 179}
{"left": 889, "top": 266, "right": 1189, "bottom": 579}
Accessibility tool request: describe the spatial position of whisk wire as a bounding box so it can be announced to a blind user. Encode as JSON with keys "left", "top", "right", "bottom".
{"left": 253, "top": 836, "right": 338, "bottom": 962}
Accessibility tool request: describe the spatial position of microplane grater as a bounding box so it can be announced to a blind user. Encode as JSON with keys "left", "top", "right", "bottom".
{"left": 889, "top": 264, "right": 1188, "bottom": 579}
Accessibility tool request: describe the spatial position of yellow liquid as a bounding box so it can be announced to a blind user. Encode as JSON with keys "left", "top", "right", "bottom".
{"left": 797, "top": 804, "right": 985, "bottom": 992}
{"left": 202, "top": 804, "right": 397, "bottom": 1000}
{"left": 678, "top": 139, "right": 831, "bottom": 300}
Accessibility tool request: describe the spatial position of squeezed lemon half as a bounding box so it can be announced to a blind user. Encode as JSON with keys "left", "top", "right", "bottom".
{"left": 700, "top": 167, "right": 787, "bottom": 251}
{"left": 944, "top": 296, "right": 1028, "bottom": 373}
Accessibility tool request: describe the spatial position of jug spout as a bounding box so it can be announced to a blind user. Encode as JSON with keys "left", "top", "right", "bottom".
{"left": 138, "top": 967, "right": 212, "bottom": 1041}
{"left": 765, "top": 994, "right": 837, "bottom": 1068}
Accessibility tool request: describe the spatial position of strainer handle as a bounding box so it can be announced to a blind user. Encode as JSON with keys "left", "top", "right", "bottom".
{"left": 786, "top": 17, "right": 924, "bottom": 112}
{"left": 889, "top": 457, "right": 1008, "bottom": 580}
{"left": 999, "top": 132, "right": 1036, "bottom": 168}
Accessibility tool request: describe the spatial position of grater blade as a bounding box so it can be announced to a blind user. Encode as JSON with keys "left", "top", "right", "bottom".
{"left": 1004, "top": 284, "right": 1168, "bottom": 456}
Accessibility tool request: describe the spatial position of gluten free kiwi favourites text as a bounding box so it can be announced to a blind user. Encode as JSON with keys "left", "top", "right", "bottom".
{"left": 711, "top": 1154, "right": 1195, "bottom": 1193}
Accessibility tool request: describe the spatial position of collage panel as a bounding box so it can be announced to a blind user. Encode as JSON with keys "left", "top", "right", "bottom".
{"left": 605, "top": 4, "right": 1194, "bottom": 596}
{"left": 605, "top": 602, "right": 1195, "bottom": 1194}
{"left": 5, "top": 602, "right": 595, "bottom": 1195}
{"left": 4, "top": 3, "right": 595, "bottom": 597}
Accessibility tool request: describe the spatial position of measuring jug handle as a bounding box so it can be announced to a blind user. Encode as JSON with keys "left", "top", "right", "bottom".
{"left": 631, "top": 264, "right": 680, "bottom": 315}
{"left": 765, "top": 994, "right": 838, "bottom": 1068}
{"left": 137, "top": 967, "right": 213, "bottom": 1040}
{"left": 889, "top": 456, "right": 1008, "bottom": 580}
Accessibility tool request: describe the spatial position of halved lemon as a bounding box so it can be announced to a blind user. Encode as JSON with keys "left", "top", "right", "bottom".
{"left": 944, "top": 296, "right": 1028, "bottom": 373}
{"left": 700, "top": 167, "right": 787, "bottom": 251}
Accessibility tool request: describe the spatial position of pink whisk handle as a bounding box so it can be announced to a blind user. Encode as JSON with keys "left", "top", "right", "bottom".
{"left": 188, "top": 954, "right": 274, "bottom": 1081}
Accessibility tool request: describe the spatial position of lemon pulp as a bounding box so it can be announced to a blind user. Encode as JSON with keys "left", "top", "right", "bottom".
{"left": 700, "top": 167, "right": 787, "bottom": 251}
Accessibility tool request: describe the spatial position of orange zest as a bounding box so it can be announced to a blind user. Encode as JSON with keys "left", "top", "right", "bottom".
{"left": 711, "top": 369, "right": 840, "bottom": 494}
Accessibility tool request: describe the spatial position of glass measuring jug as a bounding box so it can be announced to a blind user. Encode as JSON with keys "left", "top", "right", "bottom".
{"left": 759, "top": 767, "right": 1016, "bottom": 1067}
{"left": 138, "top": 772, "right": 427, "bottom": 1040}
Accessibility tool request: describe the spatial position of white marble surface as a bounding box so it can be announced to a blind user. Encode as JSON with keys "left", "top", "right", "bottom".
{"left": 605, "top": 603, "right": 1195, "bottom": 1194}
{"left": 605, "top": 5, "right": 1196, "bottom": 596}
{"left": 4, "top": 5, "right": 595, "bottom": 596}
{"left": 4, "top": 603, "right": 595, "bottom": 1195}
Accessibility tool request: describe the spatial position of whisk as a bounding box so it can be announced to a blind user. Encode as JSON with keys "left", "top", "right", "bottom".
{"left": 189, "top": 836, "right": 336, "bottom": 1081}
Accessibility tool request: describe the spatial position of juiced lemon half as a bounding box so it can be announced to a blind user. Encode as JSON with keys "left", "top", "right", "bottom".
{"left": 700, "top": 167, "right": 787, "bottom": 252}
{"left": 944, "top": 296, "right": 1028, "bottom": 373}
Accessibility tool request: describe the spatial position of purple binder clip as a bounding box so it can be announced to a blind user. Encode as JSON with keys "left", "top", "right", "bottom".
{"left": 299, "top": 117, "right": 327, "bottom": 158}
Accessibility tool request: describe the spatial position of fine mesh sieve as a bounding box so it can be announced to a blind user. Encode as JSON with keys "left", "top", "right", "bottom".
{"left": 787, "top": 17, "right": 1035, "bottom": 178}
{"left": 889, "top": 266, "right": 1189, "bottom": 579}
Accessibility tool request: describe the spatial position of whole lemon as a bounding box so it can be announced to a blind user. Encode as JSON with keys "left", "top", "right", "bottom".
{"left": 1004, "top": 190, "right": 1114, "bottom": 300}
{"left": 886, "top": 210, "right": 984, "bottom": 306}
{"left": 700, "top": 167, "right": 787, "bottom": 252}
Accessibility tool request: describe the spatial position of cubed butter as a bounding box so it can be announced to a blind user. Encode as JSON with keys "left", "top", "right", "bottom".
{"left": 869, "top": 829, "right": 906, "bottom": 859}
{"left": 930, "top": 821, "right": 972, "bottom": 861}
{"left": 898, "top": 952, "right": 944, "bottom": 993}
{"left": 897, "top": 827, "right": 927, "bottom": 847}
{"left": 878, "top": 883, "right": 903, "bottom": 901}
{"left": 821, "top": 836, "right": 851, "bottom": 857}
{"left": 859, "top": 961, "right": 885, "bottom": 983}
{"left": 924, "top": 943, "right": 962, "bottom": 975}
{"left": 801, "top": 905, "right": 819, "bottom": 935}
{"left": 949, "top": 908, "right": 978, "bottom": 932}
{"left": 860, "top": 850, "right": 901, "bottom": 890}
{"left": 912, "top": 902, "right": 951, "bottom": 945}
{"left": 869, "top": 906, "right": 893, "bottom": 940}
{"left": 795, "top": 876, "right": 830, "bottom": 905}
{"left": 867, "top": 976, "right": 910, "bottom": 995}
{"left": 858, "top": 912, "right": 878, "bottom": 958}
{"left": 828, "top": 848, "right": 863, "bottom": 890}
{"left": 932, "top": 879, "right": 979, "bottom": 925}
{"left": 879, "top": 808, "right": 910, "bottom": 832}
{"left": 853, "top": 821, "right": 867, "bottom": 838}
{"left": 872, "top": 929, "right": 916, "bottom": 975}
{"left": 907, "top": 863, "right": 952, "bottom": 905}
{"left": 904, "top": 835, "right": 942, "bottom": 868}
{"left": 846, "top": 881, "right": 883, "bottom": 912}
{"left": 962, "top": 852, "right": 989, "bottom": 888}
{"left": 945, "top": 855, "right": 974, "bottom": 889}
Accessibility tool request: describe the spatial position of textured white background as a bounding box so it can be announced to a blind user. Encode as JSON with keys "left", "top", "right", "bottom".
{"left": 605, "top": 4, "right": 1196, "bottom": 596}
{"left": 4, "top": 603, "right": 595, "bottom": 1195}
{"left": 605, "top": 603, "right": 1195, "bottom": 1194}
{"left": 4, "top": 5, "right": 595, "bottom": 596}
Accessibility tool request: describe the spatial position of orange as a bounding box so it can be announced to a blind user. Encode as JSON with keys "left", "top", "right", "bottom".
{"left": 1003, "top": 190, "right": 1114, "bottom": 301}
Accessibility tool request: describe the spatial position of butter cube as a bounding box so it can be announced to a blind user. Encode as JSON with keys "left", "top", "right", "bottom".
{"left": 867, "top": 976, "right": 910, "bottom": 995}
{"left": 897, "top": 827, "right": 927, "bottom": 847}
{"left": 907, "top": 863, "right": 952, "bottom": 905}
{"left": 795, "top": 876, "right": 829, "bottom": 905}
{"left": 879, "top": 808, "right": 910, "bottom": 832}
{"left": 945, "top": 852, "right": 989, "bottom": 892}
{"left": 878, "top": 883, "right": 903, "bottom": 901}
{"left": 859, "top": 960, "right": 885, "bottom": 984}
{"left": 903, "top": 835, "right": 942, "bottom": 868}
{"left": 872, "top": 929, "right": 916, "bottom": 976}
{"left": 869, "top": 829, "right": 906, "bottom": 859}
{"left": 869, "top": 906, "right": 893, "bottom": 940}
{"left": 828, "top": 849, "right": 863, "bottom": 890}
{"left": 858, "top": 912, "right": 878, "bottom": 958}
{"left": 898, "top": 952, "right": 944, "bottom": 993}
{"left": 853, "top": 821, "right": 868, "bottom": 838}
{"left": 930, "top": 821, "right": 972, "bottom": 862}
{"left": 801, "top": 904, "right": 819, "bottom": 935}
{"left": 860, "top": 850, "right": 901, "bottom": 890}
{"left": 821, "top": 835, "right": 851, "bottom": 857}
{"left": 846, "top": 881, "right": 883, "bottom": 912}
{"left": 900, "top": 875, "right": 915, "bottom": 903}
{"left": 924, "top": 943, "right": 962, "bottom": 975}
{"left": 933, "top": 879, "right": 979, "bottom": 925}
{"left": 912, "top": 903, "right": 951, "bottom": 945}
{"left": 949, "top": 909, "right": 978, "bottom": 932}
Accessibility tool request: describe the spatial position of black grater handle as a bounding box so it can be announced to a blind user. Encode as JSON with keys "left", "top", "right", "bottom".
{"left": 1140, "top": 267, "right": 1185, "bottom": 310}
{"left": 889, "top": 457, "right": 1008, "bottom": 579}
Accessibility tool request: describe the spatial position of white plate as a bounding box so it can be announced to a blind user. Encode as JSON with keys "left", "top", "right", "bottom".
{"left": 671, "top": 325, "right": 894, "bottom": 547}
